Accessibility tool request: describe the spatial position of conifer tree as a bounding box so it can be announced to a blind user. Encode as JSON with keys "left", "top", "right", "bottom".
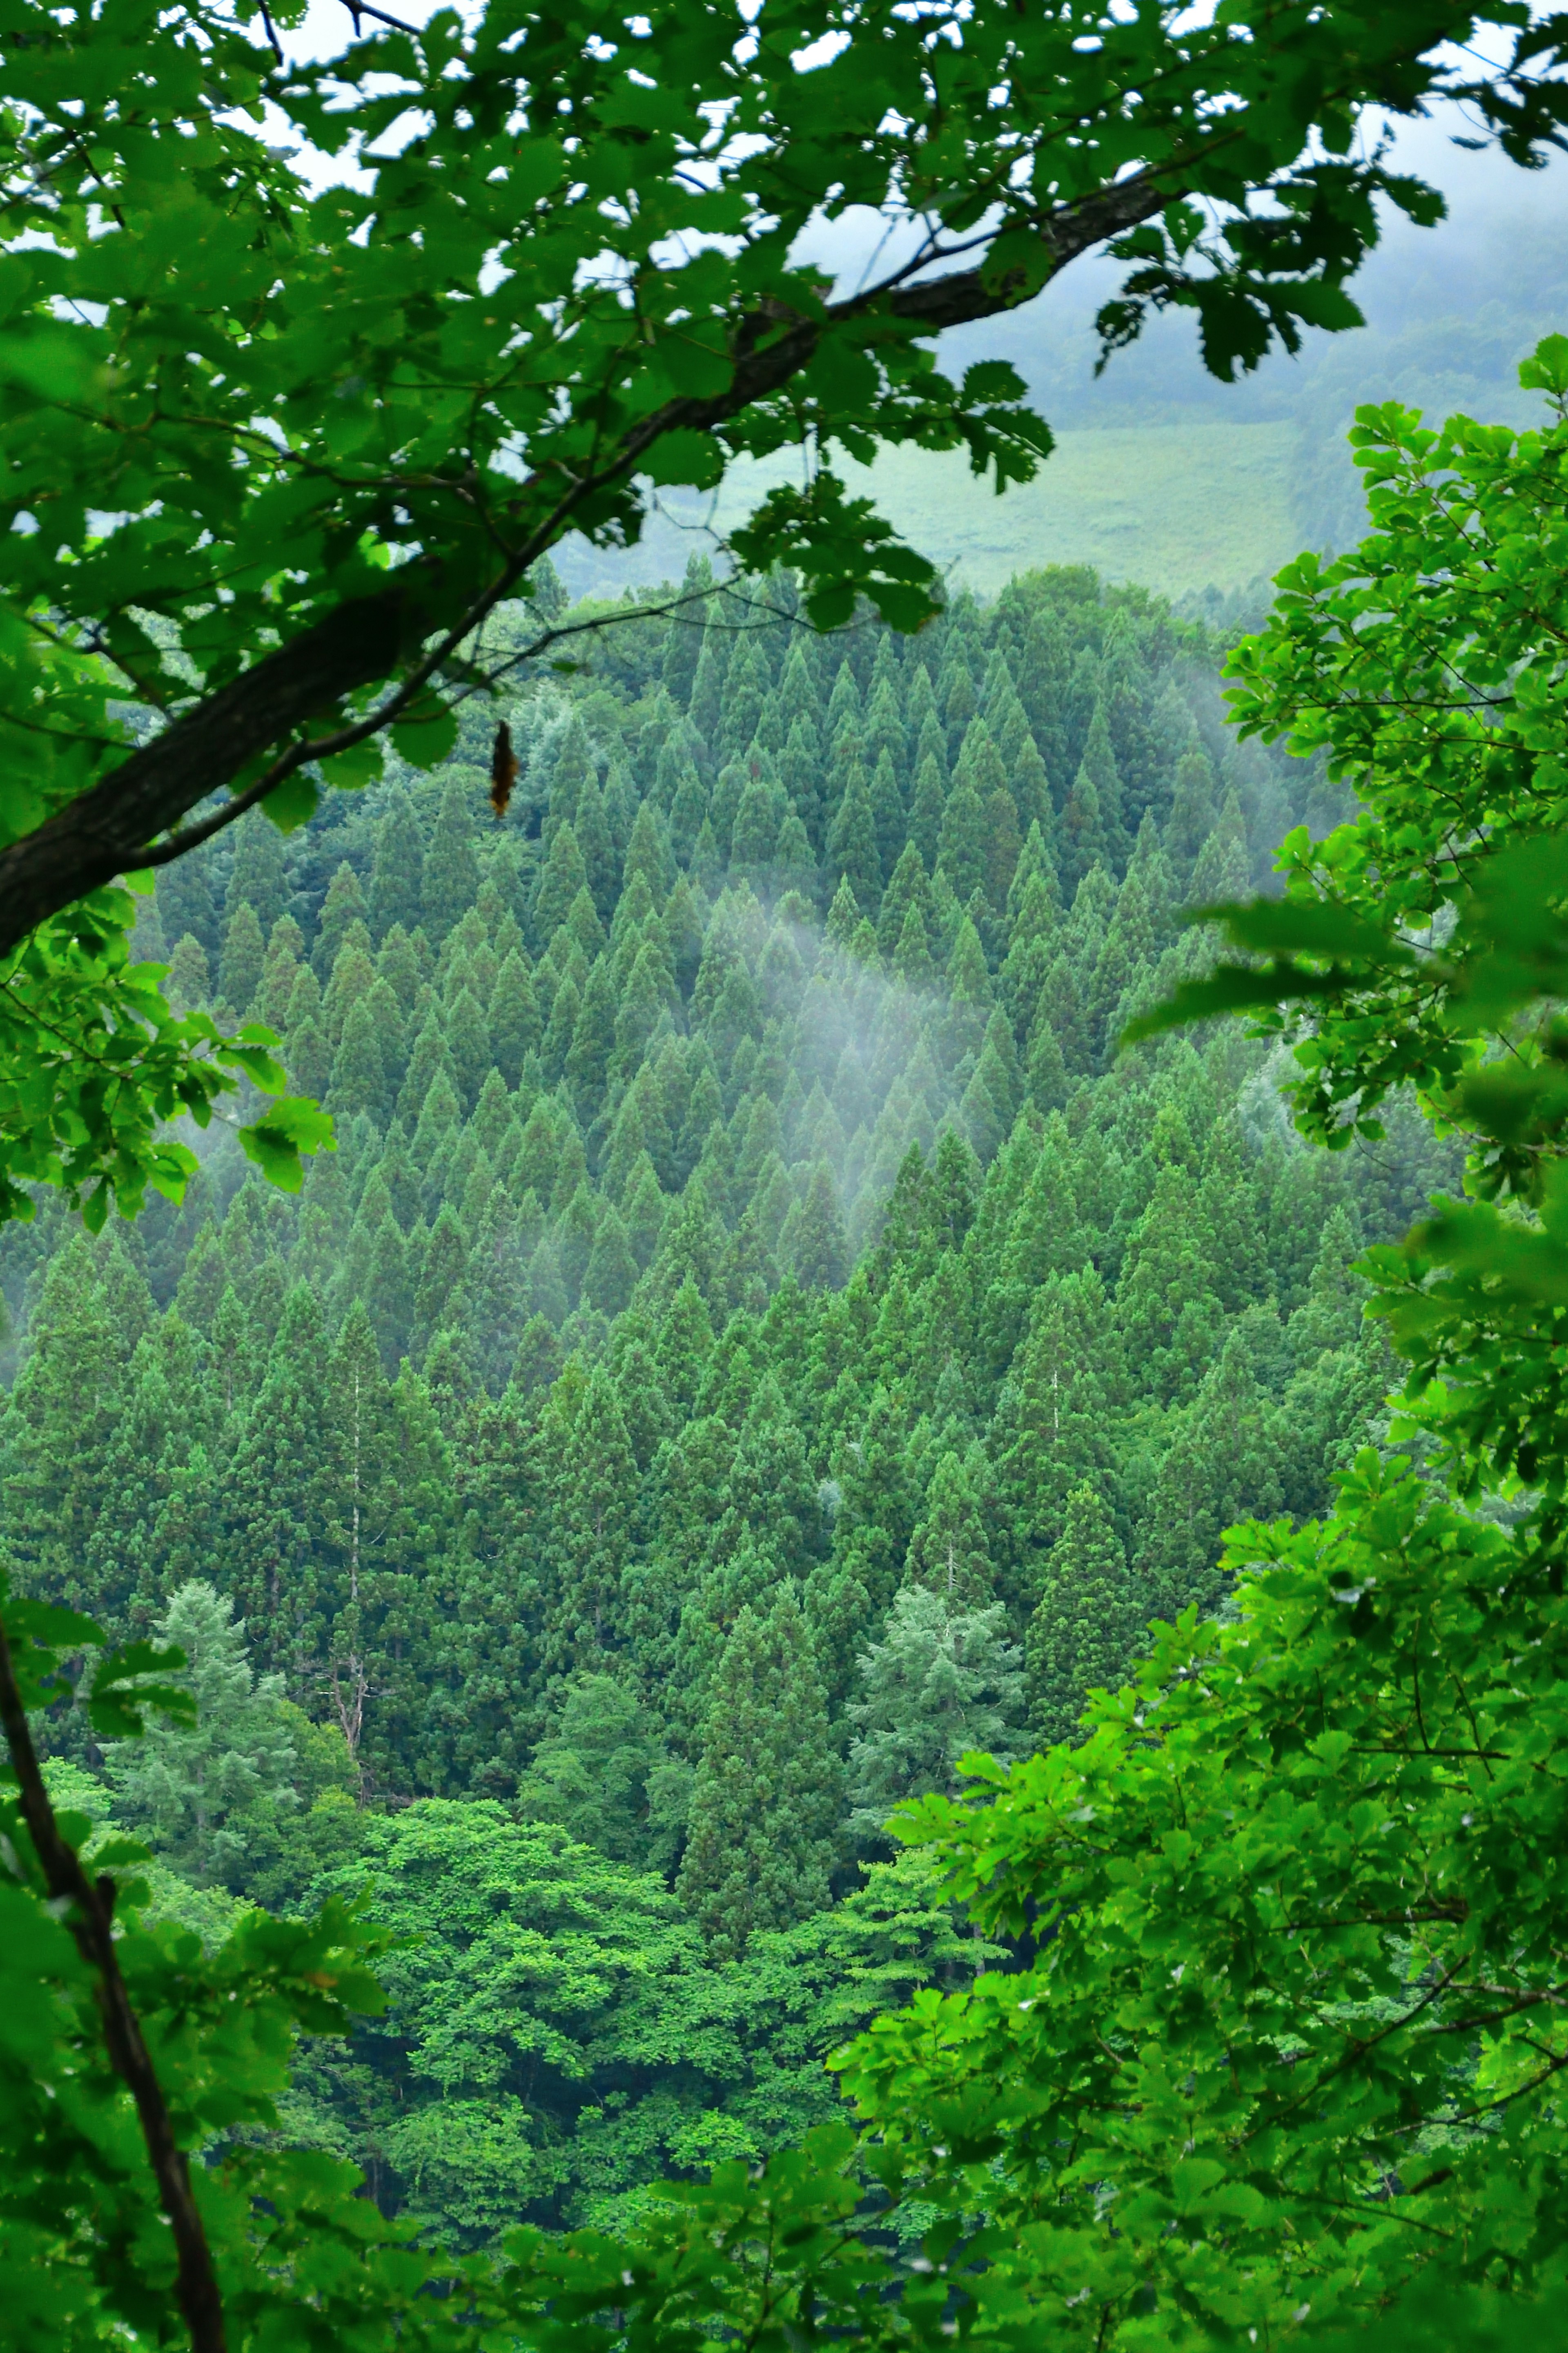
{"left": 623, "top": 796, "right": 676, "bottom": 904}
{"left": 547, "top": 710, "right": 596, "bottom": 836}
{"left": 824, "top": 875, "right": 862, "bottom": 950}
{"left": 515, "top": 1674, "right": 668, "bottom": 1869}
{"left": 826, "top": 760, "right": 882, "bottom": 916}
{"left": 575, "top": 771, "right": 619, "bottom": 917}
{"left": 489, "top": 947, "right": 542, "bottom": 1086}
{"left": 217, "top": 900, "right": 265, "bottom": 1014}
{"left": 369, "top": 791, "right": 426, "bottom": 940}
{"left": 546, "top": 1365, "right": 638, "bottom": 1673}
{"left": 908, "top": 751, "right": 947, "bottom": 874}
{"left": 224, "top": 1283, "right": 335, "bottom": 1673}
{"left": 313, "top": 859, "right": 372, "bottom": 979}
{"left": 677, "top": 1586, "right": 839, "bottom": 1958}
{"left": 254, "top": 912, "right": 304, "bottom": 1031}
{"left": 687, "top": 624, "right": 726, "bottom": 751}
{"left": 848, "top": 1584, "right": 1024, "bottom": 1838}
{"left": 904, "top": 1449, "right": 994, "bottom": 1604}
{"left": 3, "top": 1238, "right": 134, "bottom": 1621}
{"left": 1027, "top": 1481, "right": 1133, "bottom": 1746}
{"left": 869, "top": 747, "right": 906, "bottom": 883}
{"left": 225, "top": 808, "right": 290, "bottom": 935}
{"left": 936, "top": 776, "right": 987, "bottom": 904}
{"left": 422, "top": 774, "right": 482, "bottom": 947}
{"left": 584, "top": 1203, "right": 638, "bottom": 1317}
{"left": 564, "top": 957, "right": 617, "bottom": 1122}
{"left": 165, "top": 930, "right": 210, "bottom": 1011}
{"left": 1187, "top": 787, "right": 1253, "bottom": 905}
{"left": 982, "top": 785, "right": 1023, "bottom": 911}
{"left": 108, "top": 1580, "right": 296, "bottom": 1885}
{"left": 1166, "top": 738, "right": 1219, "bottom": 880}
{"left": 329, "top": 995, "right": 389, "bottom": 1121}
{"left": 790, "top": 1162, "right": 849, "bottom": 1291}
{"left": 893, "top": 900, "right": 938, "bottom": 992}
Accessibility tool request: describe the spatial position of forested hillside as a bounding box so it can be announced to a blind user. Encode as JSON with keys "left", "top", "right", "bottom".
{"left": 0, "top": 562, "right": 1453, "bottom": 2241}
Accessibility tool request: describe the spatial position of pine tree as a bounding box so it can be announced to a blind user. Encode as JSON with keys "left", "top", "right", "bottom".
{"left": 904, "top": 1449, "right": 994, "bottom": 1604}
{"left": 108, "top": 1580, "right": 296, "bottom": 1886}
{"left": 909, "top": 752, "right": 946, "bottom": 874}
{"left": 1027, "top": 1481, "right": 1133, "bottom": 1746}
{"left": 936, "top": 776, "right": 987, "bottom": 904}
{"left": 225, "top": 810, "right": 290, "bottom": 935}
{"left": 848, "top": 1584, "right": 1024, "bottom": 1837}
{"left": 546, "top": 1364, "right": 637, "bottom": 1673}
{"left": 329, "top": 995, "right": 389, "bottom": 1121}
{"left": 218, "top": 901, "right": 265, "bottom": 1015}
{"left": 370, "top": 791, "right": 426, "bottom": 939}
{"left": 312, "top": 860, "right": 372, "bottom": 980}
{"left": 790, "top": 1162, "right": 849, "bottom": 1291}
{"left": 422, "top": 774, "right": 481, "bottom": 947}
{"left": 677, "top": 1587, "right": 839, "bottom": 1958}
{"left": 826, "top": 760, "right": 882, "bottom": 916}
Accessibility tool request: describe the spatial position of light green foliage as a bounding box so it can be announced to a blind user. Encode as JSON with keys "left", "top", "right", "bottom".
{"left": 847, "top": 1584, "right": 1024, "bottom": 1838}
{"left": 107, "top": 1581, "right": 296, "bottom": 1887}
{"left": 0, "top": 891, "right": 327, "bottom": 1226}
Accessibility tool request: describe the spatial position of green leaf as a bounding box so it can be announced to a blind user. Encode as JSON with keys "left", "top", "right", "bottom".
{"left": 240, "top": 1095, "right": 336, "bottom": 1191}
{"left": 262, "top": 772, "right": 319, "bottom": 833}
{"left": 642, "top": 428, "right": 726, "bottom": 490}
{"left": 318, "top": 736, "right": 383, "bottom": 791}
{"left": 88, "top": 1641, "right": 196, "bottom": 1739}
{"left": 1520, "top": 332, "right": 1568, "bottom": 395}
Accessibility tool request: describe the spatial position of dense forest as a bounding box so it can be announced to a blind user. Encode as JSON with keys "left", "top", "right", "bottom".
{"left": 1, "top": 560, "right": 1458, "bottom": 2243}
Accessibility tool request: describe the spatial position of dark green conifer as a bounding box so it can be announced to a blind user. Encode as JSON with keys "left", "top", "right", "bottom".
{"left": 369, "top": 792, "right": 425, "bottom": 940}
{"left": 826, "top": 760, "right": 882, "bottom": 917}
{"left": 908, "top": 751, "right": 947, "bottom": 874}
{"left": 218, "top": 901, "right": 265, "bottom": 1015}
{"left": 313, "top": 860, "right": 372, "bottom": 980}
{"left": 903, "top": 1448, "right": 993, "bottom": 1604}
{"left": 936, "top": 776, "right": 987, "bottom": 905}
{"left": 677, "top": 1587, "right": 839, "bottom": 1958}
{"left": 421, "top": 774, "right": 481, "bottom": 947}
{"left": 225, "top": 810, "right": 290, "bottom": 935}
{"left": 1027, "top": 1481, "right": 1132, "bottom": 1746}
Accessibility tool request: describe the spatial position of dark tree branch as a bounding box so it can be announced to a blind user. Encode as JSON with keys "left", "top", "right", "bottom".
{"left": 0, "top": 170, "right": 1173, "bottom": 956}
{"left": 0, "top": 1614, "right": 228, "bottom": 2353}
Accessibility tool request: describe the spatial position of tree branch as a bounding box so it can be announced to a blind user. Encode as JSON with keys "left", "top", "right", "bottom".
{"left": 0, "top": 170, "right": 1171, "bottom": 956}
{"left": 0, "top": 1613, "right": 228, "bottom": 2353}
